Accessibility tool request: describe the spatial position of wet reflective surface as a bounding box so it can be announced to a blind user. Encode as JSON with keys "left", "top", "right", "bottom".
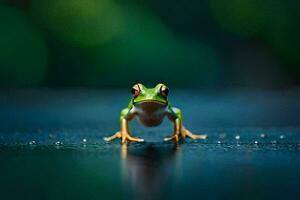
{"left": 0, "top": 90, "right": 299, "bottom": 200}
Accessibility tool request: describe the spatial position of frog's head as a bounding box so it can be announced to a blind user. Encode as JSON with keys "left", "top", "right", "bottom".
{"left": 131, "top": 83, "right": 169, "bottom": 106}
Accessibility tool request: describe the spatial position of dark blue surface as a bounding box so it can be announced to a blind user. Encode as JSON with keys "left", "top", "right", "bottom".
{"left": 0, "top": 89, "right": 299, "bottom": 200}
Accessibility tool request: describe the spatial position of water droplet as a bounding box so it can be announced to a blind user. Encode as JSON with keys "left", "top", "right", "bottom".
{"left": 82, "top": 138, "right": 87, "bottom": 143}
{"left": 217, "top": 140, "right": 222, "bottom": 144}
{"left": 28, "top": 141, "right": 36, "bottom": 145}
{"left": 54, "top": 141, "right": 63, "bottom": 149}
{"left": 279, "top": 135, "right": 285, "bottom": 139}
{"left": 55, "top": 141, "right": 63, "bottom": 146}
{"left": 235, "top": 135, "right": 240, "bottom": 140}
{"left": 260, "top": 133, "right": 267, "bottom": 138}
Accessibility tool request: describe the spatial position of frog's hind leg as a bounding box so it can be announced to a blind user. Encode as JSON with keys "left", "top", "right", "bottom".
{"left": 181, "top": 126, "right": 208, "bottom": 140}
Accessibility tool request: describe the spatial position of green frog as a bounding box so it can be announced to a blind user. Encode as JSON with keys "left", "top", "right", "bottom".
{"left": 104, "top": 83, "right": 207, "bottom": 143}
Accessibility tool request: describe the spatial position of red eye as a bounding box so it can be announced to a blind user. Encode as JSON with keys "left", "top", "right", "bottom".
{"left": 160, "top": 85, "right": 169, "bottom": 97}
{"left": 131, "top": 84, "right": 140, "bottom": 97}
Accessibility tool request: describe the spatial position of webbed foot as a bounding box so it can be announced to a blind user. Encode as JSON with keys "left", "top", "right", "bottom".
{"left": 104, "top": 131, "right": 144, "bottom": 144}
{"left": 164, "top": 127, "right": 207, "bottom": 143}
{"left": 164, "top": 134, "right": 180, "bottom": 143}
{"left": 182, "top": 127, "right": 208, "bottom": 140}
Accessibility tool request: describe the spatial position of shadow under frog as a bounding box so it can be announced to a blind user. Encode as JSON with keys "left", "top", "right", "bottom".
{"left": 120, "top": 143, "right": 182, "bottom": 200}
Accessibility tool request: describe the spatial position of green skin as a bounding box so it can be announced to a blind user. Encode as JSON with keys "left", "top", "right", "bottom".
{"left": 104, "top": 83, "right": 207, "bottom": 143}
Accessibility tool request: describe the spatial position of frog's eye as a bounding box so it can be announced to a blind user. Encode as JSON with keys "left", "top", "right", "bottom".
{"left": 160, "top": 85, "right": 169, "bottom": 97}
{"left": 131, "top": 84, "right": 140, "bottom": 97}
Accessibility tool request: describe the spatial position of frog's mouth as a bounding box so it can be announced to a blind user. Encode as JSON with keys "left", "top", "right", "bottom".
{"left": 134, "top": 100, "right": 167, "bottom": 113}
{"left": 134, "top": 99, "right": 166, "bottom": 105}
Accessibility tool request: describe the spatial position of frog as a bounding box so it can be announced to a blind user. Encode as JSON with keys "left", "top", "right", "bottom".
{"left": 104, "top": 83, "right": 207, "bottom": 143}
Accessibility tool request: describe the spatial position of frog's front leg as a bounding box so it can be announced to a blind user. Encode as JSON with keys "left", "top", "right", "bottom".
{"left": 164, "top": 107, "right": 207, "bottom": 142}
{"left": 104, "top": 108, "right": 144, "bottom": 144}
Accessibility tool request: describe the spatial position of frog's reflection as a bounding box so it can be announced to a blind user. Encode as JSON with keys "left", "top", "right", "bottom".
{"left": 120, "top": 143, "right": 182, "bottom": 199}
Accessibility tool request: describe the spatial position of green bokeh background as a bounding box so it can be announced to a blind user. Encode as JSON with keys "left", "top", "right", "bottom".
{"left": 0, "top": 0, "right": 299, "bottom": 88}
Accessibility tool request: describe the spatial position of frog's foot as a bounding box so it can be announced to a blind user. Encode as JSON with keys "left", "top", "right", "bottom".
{"left": 182, "top": 127, "right": 208, "bottom": 140}
{"left": 164, "top": 128, "right": 207, "bottom": 143}
{"left": 164, "top": 134, "right": 180, "bottom": 143}
{"left": 104, "top": 131, "right": 144, "bottom": 144}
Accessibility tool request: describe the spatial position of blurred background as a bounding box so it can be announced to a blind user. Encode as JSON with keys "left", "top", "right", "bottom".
{"left": 0, "top": 2, "right": 300, "bottom": 199}
{"left": 0, "top": 0, "right": 299, "bottom": 88}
